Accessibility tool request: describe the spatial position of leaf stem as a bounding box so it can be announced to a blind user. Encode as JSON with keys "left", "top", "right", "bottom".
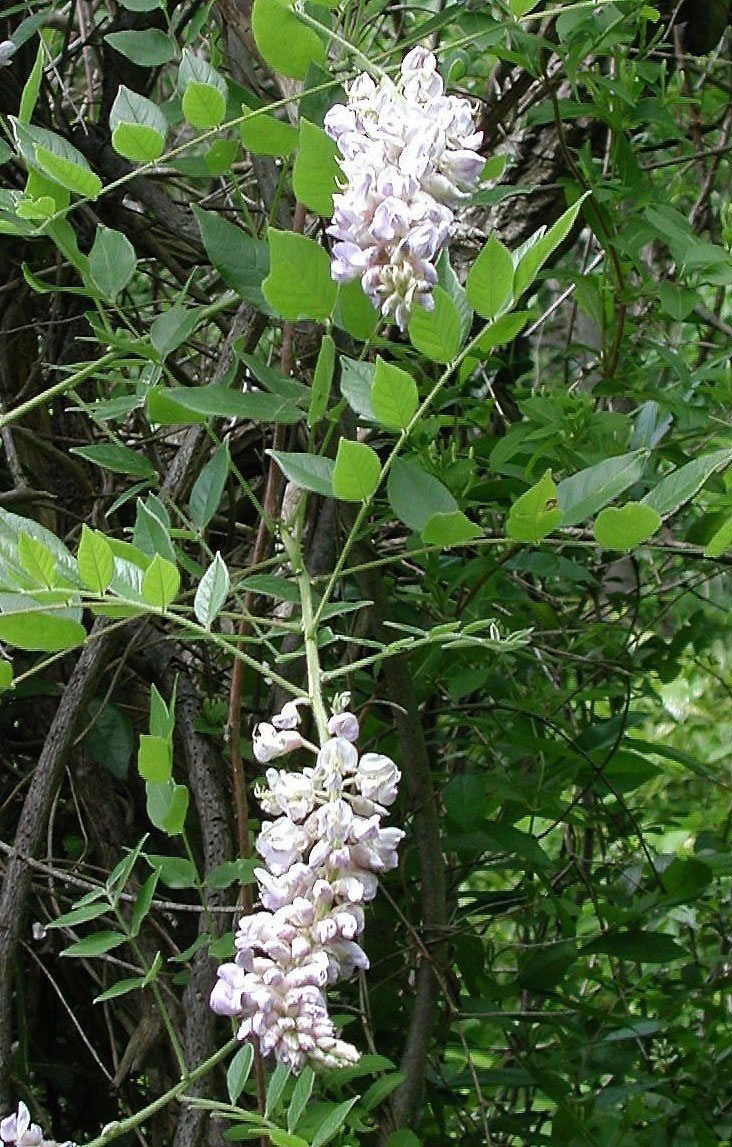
{"left": 84, "top": 1036, "right": 239, "bottom": 1147}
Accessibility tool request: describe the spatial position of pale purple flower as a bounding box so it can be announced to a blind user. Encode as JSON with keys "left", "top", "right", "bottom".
{"left": 0, "top": 41, "right": 16, "bottom": 69}
{"left": 211, "top": 699, "right": 403, "bottom": 1072}
{"left": 259, "top": 767, "right": 317, "bottom": 822}
{"left": 252, "top": 722, "right": 303, "bottom": 764}
{"left": 256, "top": 816, "right": 311, "bottom": 874}
{"left": 327, "top": 711, "right": 360, "bottom": 742}
{"left": 271, "top": 699, "right": 306, "bottom": 730}
{"left": 356, "top": 752, "right": 401, "bottom": 807}
{"left": 0, "top": 1104, "right": 44, "bottom": 1147}
{"left": 324, "top": 46, "right": 483, "bottom": 330}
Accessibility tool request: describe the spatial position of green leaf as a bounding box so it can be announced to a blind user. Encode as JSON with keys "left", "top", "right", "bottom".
{"left": 263, "top": 229, "right": 337, "bottom": 321}
{"left": 252, "top": 0, "right": 326, "bottom": 79}
{"left": 408, "top": 286, "right": 462, "bottom": 363}
{"left": 386, "top": 1133, "right": 421, "bottom": 1147}
{"left": 146, "top": 854, "right": 197, "bottom": 889}
{"left": 189, "top": 444, "right": 230, "bottom": 531}
{"left": 32, "top": 141, "right": 102, "bottom": 199}
{"left": 18, "top": 533, "right": 56, "bottom": 587}
{"left": 0, "top": 613, "right": 86, "bottom": 652}
{"left": 581, "top": 930, "right": 686, "bottom": 963}
{"left": 107, "top": 837, "right": 149, "bottom": 901}
{"left": 146, "top": 781, "right": 189, "bottom": 836}
{"left": 704, "top": 515, "right": 732, "bottom": 558}
{"left": 267, "top": 1132, "right": 308, "bottom": 1147}
{"left": 518, "top": 940, "right": 577, "bottom": 990}
{"left": 514, "top": 193, "right": 589, "bottom": 297}
{"left": 332, "top": 439, "right": 381, "bottom": 502}
{"left": 340, "top": 357, "right": 375, "bottom": 420}
{"left": 371, "top": 357, "right": 418, "bottom": 430}
{"left": 141, "top": 554, "right": 180, "bottom": 610}
{"left": 194, "top": 553, "right": 230, "bottom": 629}
{"left": 193, "top": 208, "right": 270, "bottom": 310}
{"left": 361, "top": 1073, "right": 406, "bottom": 1111}
{"left": 61, "top": 931, "right": 127, "bottom": 958}
{"left": 265, "top": 1063, "right": 291, "bottom": 1118}
{"left": 641, "top": 449, "right": 732, "bottom": 518}
{"left": 138, "top": 734, "right": 173, "bottom": 783}
{"left": 83, "top": 699, "right": 134, "bottom": 781}
{"left": 47, "top": 902, "right": 110, "bottom": 930}
{"left": 130, "top": 871, "right": 159, "bottom": 936}
{"left": 422, "top": 511, "right": 481, "bottom": 547}
{"left": 110, "top": 85, "right": 167, "bottom": 163}
{"left": 387, "top": 458, "right": 457, "bottom": 532}
{"left": 94, "top": 973, "right": 147, "bottom": 1003}
{"left": 241, "top": 112, "right": 299, "bottom": 157}
{"left": 134, "top": 497, "right": 175, "bottom": 563}
{"left": 267, "top": 451, "right": 334, "bottom": 496}
{"left": 205, "top": 859, "right": 258, "bottom": 889}
{"left": 0, "top": 662, "right": 13, "bottom": 690}
{"left": 88, "top": 225, "right": 137, "bottom": 300}
{"left": 72, "top": 443, "right": 156, "bottom": 481}
{"left": 227, "top": 1043, "right": 254, "bottom": 1105}
{"left": 475, "top": 310, "right": 532, "bottom": 353}
{"left": 105, "top": 29, "right": 177, "bottom": 66}
{"left": 334, "top": 279, "right": 380, "bottom": 341}
{"left": 287, "top": 1067, "right": 315, "bottom": 1133}
{"left": 310, "top": 1097, "right": 359, "bottom": 1147}
{"left": 148, "top": 385, "right": 303, "bottom": 425}
{"left": 557, "top": 452, "right": 646, "bottom": 527}
{"left": 293, "top": 119, "right": 340, "bottom": 215}
{"left": 308, "top": 334, "right": 335, "bottom": 427}
{"left": 507, "top": 470, "right": 563, "bottom": 542}
{"left": 594, "top": 502, "right": 661, "bottom": 551}
{"left": 150, "top": 305, "right": 201, "bottom": 357}
{"left": 78, "top": 525, "right": 114, "bottom": 593}
{"left": 179, "top": 50, "right": 227, "bottom": 128}
{"left": 19, "top": 42, "right": 44, "bottom": 125}
{"left": 466, "top": 234, "right": 515, "bottom": 319}
{"left": 661, "top": 857, "right": 712, "bottom": 901}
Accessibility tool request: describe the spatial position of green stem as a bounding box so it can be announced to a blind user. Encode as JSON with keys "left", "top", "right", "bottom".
{"left": 114, "top": 907, "right": 188, "bottom": 1077}
{"left": 293, "top": 4, "right": 393, "bottom": 84}
{"left": 280, "top": 520, "right": 329, "bottom": 745}
{"left": 84, "top": 1036, "right": 239, "bottom": 1147}
{"left": 0, "top": 350, "right": 118, "bottom": 429}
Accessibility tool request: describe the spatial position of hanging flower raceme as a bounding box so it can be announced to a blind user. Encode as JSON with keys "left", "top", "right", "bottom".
{"left": 324, "top": 47, "right": 484, "bottom": 330}
{"left": 210, "top": 700, "right": 403, "bottom": 1072}
{"left": 0, "top": 1102, "right": 73, "bottom": 1147}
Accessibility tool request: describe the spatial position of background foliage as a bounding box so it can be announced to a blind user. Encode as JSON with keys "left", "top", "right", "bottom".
{"left": 0, "top": 0, "right": 730, "bottom": 1145}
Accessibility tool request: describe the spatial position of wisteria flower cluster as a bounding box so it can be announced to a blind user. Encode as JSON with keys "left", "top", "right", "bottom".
{"left": 210, "top": 700, "right": 403, "bottom": 1072}
{"left": 0, "top": 1102, "right": 72, "bottom": 1147}
{"left": 324, "top": 46, "right": 484, "bottom": 330}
